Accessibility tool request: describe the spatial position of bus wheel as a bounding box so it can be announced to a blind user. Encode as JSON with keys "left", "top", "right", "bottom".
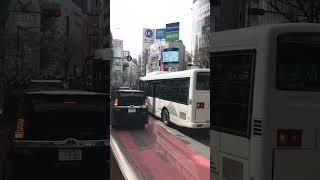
{"left": 161, "top": 109, "right": 171, "bottom": 126}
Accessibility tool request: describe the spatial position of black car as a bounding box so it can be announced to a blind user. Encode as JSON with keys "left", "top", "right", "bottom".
{"left": 8, "top": 90, "right": 109, "bottom": 180}
{"left": 111, "top": 90, "right": 148, "bottom": 129}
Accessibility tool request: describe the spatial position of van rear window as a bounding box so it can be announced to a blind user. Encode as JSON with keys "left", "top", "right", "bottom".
{"left": 22, "top": 94, "right": 109, "bottom": 140}
{"left": 118, "top": 92, "right": 145, "bottom": 106}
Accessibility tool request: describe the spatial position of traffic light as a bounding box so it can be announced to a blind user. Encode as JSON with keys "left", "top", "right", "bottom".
{"left": 41, "top": 8, "right": 61, "bottom": 17}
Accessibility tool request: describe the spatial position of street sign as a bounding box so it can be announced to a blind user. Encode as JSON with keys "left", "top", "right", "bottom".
{"left": 165, "top": 22, "right": 179, "bottom": 41}
{"left": 156, "top": 29, "right": 166, "bottom": 40}
{"left": 15, "top": 12, "right": 36, "bottom": 27}
{"left": 143, "top": 28, "right": 155, "bottom": 43}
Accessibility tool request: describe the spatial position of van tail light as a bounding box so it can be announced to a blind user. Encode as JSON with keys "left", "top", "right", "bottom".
{"left": 144, "top": 98, "right": 148, "bottom": 106}
{"left": 277, "top": 129, "right": 302, "bottom": 147}
{"left": 15, "top": 118, "right": 25, "bottom": 139}
{"left": 64, "top": 101, "right": 78, "bottom": 104}
{"left": 114, "top": 98, "right": 119, "bottom": 106}
{"left": 196, "top": 102, "right": 204, "bottom": 108}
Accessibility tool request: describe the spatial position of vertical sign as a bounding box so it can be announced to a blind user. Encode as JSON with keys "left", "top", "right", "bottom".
{"left": 143, "top": 28, "right": 155, "bottom": 43}
{"left": 142, "top": 28, "right": 155, "bottom": 51}
{"left": 165, "top": 22, "right": 179, "bottom": 41}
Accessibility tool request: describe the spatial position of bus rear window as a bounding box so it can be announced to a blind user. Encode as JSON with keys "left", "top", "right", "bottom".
{"left": 196, "top": 72, "right": 210, "bottom": 90}
{"left": 277, "top": 34, "right": 320, "bottom": 91}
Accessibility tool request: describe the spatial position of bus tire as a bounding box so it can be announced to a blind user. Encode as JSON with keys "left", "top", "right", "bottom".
{"left": 161, "top": 109, "right": 171, "bottom": 127}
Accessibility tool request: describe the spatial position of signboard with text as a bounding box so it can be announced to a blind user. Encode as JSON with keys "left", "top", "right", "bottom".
{"left": 143, "top": 28, "right": 155, "bottom": 43}
{"left": 156, "top": 28, "right": 166, "bottom": 40}
{"left": 113, "top": 39, "right": 123, "bottom": 48}
{"left": 165, "top": 22, "right": 179, "bottom": 41}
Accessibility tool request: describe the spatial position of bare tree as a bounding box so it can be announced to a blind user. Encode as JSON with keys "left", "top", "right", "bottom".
{"left": 269, "top": 0, "right": 320, "bottom": 22}
{"left": 192, "top": 46, "right": 210, "bottom": 68}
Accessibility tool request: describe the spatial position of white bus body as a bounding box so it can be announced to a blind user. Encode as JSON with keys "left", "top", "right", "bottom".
{"left": 140, "top": 69, "right": 210, "bottom": 128}
{"left": 210, "top": 23, "right": 320, "bottom": 180}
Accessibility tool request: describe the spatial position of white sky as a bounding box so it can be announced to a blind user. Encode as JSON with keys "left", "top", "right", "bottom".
{"left": 110, "top": 0, "right": 193, "bottom": 58}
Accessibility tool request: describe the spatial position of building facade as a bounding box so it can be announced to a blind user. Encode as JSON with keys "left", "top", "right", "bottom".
{"left": 211, "top": 0, "right": 294, "bottom": 32}
{"left": 191, "top": 0, "right": 210, "bottom": 60}
{"left": 5, "top": 0, "right": 41, "bottom": 79}
{"left": 143, "top": 40, "right": 186, "bottom": 75}
{"left": 111, "top": 39, "right": 123, "bottom": 88}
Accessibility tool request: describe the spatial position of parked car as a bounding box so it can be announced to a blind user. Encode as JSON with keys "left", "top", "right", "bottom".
{"left": 111, "top": 90, "right": 148, "bottom": 129}
{"left": 8, "top": 90, "right": 110, "bottom": 180}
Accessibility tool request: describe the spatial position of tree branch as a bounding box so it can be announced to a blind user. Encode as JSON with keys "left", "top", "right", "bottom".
{"left": 269, "top": 0, "right": 294, "bottom": 22}
{"left": 269, "top": 0, "right": 320, "bottom": 23}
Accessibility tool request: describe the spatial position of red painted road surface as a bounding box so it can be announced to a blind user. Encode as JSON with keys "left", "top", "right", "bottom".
{"left": 112, "top": 117, "right": 210, "bottom": 180}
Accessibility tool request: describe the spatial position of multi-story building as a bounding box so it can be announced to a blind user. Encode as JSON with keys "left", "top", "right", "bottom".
{"left": 37, "top": 0, "right": 85, "bottom": 78}
{"left": 211, "top": 0, "right": 299, "bottom": 32}
{"left": 111, "top": 39, "right": 123, "bottom": 88}
{"left": 5, "top": 0, "right": 41, "bottom": 79}
{"left": 144, "top": 40, "right": 186, "bottom": 75}
{"left": 191, "top": 0, "right": 210, "bottom": 63}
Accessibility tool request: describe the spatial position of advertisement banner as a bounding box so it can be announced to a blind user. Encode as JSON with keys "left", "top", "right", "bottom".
{"left": 165, "top": 22, "right": 179, "bottom": 41}
{"left": 156, "top": 29, "right": 166, "bottom": 40}
{"left": 165, "top": 31, "right": 179, "bottom": 41}
{"left": 113, "top": 39, "right": 123, "bottom": 48}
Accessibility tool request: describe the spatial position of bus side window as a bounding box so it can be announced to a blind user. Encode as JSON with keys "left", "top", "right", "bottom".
{"left": 212, "top": 51, "right": 255, "bottom": 137}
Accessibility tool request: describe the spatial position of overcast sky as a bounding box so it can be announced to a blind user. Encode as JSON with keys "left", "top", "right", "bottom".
{"left": 110, "top": 0, "right": 193, "bottom": 58}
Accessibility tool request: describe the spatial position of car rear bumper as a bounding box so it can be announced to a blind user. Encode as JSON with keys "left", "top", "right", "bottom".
{"left": 11, "top": 145, "right": 109, "bottom": 179}
{"left": 112, "top": 108, "right": 148, "bottom": 125}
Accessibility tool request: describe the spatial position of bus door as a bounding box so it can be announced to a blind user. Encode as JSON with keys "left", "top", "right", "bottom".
{"left": 152, "top": 82, "right": 160, "bottom": 115}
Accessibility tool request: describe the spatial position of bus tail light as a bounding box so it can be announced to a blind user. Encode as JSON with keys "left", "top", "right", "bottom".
{"left": 15, "top": 118, "right": 25, "bottom": 139}
{"left": 196, "top": 102, "right": 204, "bottom": 108}
{"left": 114, "top": 98, "right": 119, "bottom": 106}
{"left": 144, "top": 98, "right": 148, "bottom": 106}
{"left": 277, "top": 129, "right": 302, "bottom": 147}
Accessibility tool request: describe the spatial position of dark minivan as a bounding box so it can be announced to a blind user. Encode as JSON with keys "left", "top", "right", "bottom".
{"left": 111, "top": 90, "right": 148, "bottom": 129}
{"left": 8, "top": 90, "right": 109, "bottom": 180}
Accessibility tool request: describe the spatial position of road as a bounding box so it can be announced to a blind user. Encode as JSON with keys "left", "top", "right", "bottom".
{"left": 111, "top": 116, "right": 210, "bottom": 180}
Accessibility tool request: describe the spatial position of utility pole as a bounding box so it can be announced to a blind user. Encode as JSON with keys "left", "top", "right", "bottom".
{"left": 239, "top": 0, "right": 249, "bottom": 28}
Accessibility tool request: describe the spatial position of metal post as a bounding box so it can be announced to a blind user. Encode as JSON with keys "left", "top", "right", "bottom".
{"left": 20, "top": 38, "right": 24, "bottom": 73}
{"left": 16, "top": 26, "right": 20, "bottom": 77}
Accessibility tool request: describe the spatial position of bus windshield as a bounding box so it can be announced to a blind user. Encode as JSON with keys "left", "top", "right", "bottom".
{"left": 196, "top": 72, "right": 210, "bottom": 90}
{"left": 277, "top": 34, "right": 320, "bottom": 91}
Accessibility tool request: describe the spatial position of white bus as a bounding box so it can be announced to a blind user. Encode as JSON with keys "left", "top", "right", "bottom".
{"left": 210, "top": 23, "right": 320, "bottom": 180}
{"left": 140, "top": 69, "right": 210, "bottom": 128}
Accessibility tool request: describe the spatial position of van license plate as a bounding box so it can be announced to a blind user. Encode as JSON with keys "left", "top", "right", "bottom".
{"left": 128, "top": 108, "right": 136, "bottom": 113}
{"left": 58, "top": 149, "right": 82, "bottom": 161}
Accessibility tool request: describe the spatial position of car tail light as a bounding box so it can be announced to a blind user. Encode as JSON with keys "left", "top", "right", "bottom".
{"left": 64, "top": 101, "right": 78, "bottom": 104}
{"left": 114, "top": 98, "right": 119, "bottom": 106}
{"left": 144, "top": 98, "right": 148, "bottom": 106}
{"left": 196, "top": 102, "right": 204, "bottom": 108}
{"left": 277, "top": 129, "right": 302, "bottom": 147}
{"left": 15, "top": 118, "right": 25, "bottom": 139}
